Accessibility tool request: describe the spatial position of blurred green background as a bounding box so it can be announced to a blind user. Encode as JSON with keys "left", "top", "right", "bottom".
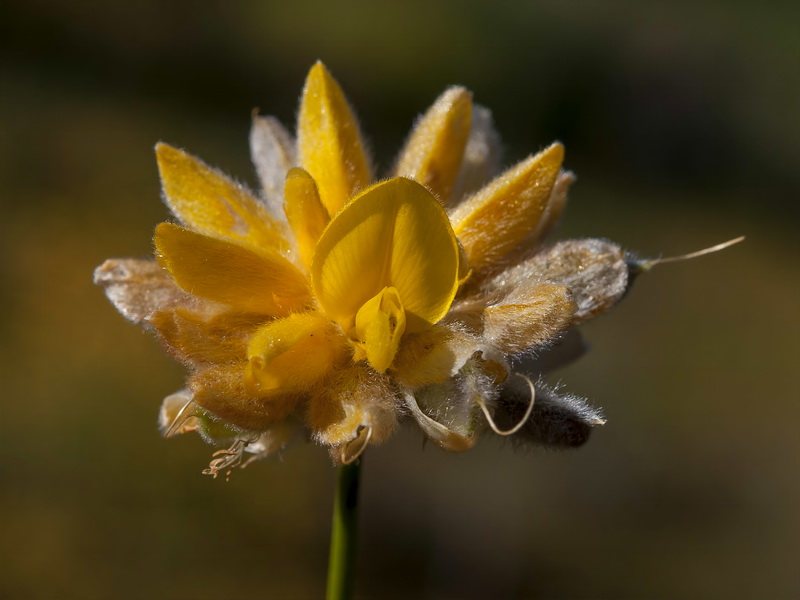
{"left": 2, "top": 1, "right": 798, "bottom": 598}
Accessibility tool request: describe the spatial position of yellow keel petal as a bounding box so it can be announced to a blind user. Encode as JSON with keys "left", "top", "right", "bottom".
{"left": 354, "top": 287, "right": 406, "bottom": 373}
{"left": 246, "top": 312, "right": 346, "bottom": 394}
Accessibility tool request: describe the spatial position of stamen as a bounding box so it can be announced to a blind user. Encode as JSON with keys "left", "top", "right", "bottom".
{"left": 202, "top": 435, "right": 259, "bottom": 480}
{"left": 633, "top": 236, "right": 744, "bottom": 271}
{"left": 478, "top": 373, "right": 536, "bottom": 436}
{"left": 340, "top": 425, "right": 372, "bottom": 465}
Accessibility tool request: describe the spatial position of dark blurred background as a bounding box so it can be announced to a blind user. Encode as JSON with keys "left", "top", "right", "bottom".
{"left": 1, "top": 1, "right": 798, "bottom": 598}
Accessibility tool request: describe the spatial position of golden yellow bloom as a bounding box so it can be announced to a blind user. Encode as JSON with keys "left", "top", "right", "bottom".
{"left": 95, "top": 62, "right": 635, "bottom": 475}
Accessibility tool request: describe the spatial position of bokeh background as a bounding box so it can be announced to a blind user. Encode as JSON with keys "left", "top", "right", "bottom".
{"left": 2, "top": 1, "right": 798, "bottom": 598}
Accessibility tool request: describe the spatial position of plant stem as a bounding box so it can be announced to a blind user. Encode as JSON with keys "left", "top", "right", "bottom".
{"left": 326, "top": 459, "right": 362, "bottom": 600}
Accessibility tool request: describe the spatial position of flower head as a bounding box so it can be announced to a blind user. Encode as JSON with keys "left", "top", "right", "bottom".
{"left": 95, "top": 62, "right": 636, "bottom": 475}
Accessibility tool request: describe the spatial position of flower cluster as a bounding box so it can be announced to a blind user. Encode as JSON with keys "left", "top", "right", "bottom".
{"left": 95, "top": 62, "right": 633, "bottom": 475}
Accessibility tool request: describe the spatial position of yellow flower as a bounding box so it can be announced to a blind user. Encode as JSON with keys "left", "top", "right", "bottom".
{"left": 95, "top": 62, "right": 630, "bottom": 475}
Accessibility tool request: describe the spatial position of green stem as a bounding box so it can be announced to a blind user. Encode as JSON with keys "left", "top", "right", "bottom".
{"left": 326, "top": 459, "right": 362, "bottom": 600}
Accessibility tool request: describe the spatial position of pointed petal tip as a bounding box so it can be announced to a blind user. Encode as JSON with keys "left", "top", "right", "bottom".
{"left": 154, "top": 141, "right": 178, "bottom": 160}
{"left": 442, "top": 85, "right": 472, "bottom": 102}
{"left": 298, "top": 60, "right": 370, "bottom": 216}
{"left": 546, "top": 141, "right": 565, "bottom": 161}
{"left": 285, "top": 166, "right": 312, "bottom": 183}
{"left": 153, "top": 222, "right": 175, "bottom": 262}
{"left": 394, "top": 87, "right": 474, "bottom": 204}
{"left": 306, "top": 60, "right": 333, "bottom": 87}
{"left": 154, "top": 142, "right": 185, "bottom": 175}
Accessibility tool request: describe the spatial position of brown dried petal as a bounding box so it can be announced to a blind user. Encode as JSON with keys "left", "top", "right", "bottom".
{"left": 407, "top": 353, "right": 500, "bottom": 451}
{"left": 403, "top": 390, "right": 477, "bottom": 452}
{"left": 93, "top": 259, "right": 201, "bottom": 325}
{"left": 189, "top": 362, "right": 300, "bottom": 431}
{"left": 242, "top": 420, "right": 300, "bottom": 465}
{"left": 483, "top": 282, "right": 576, "bottom": 354}
{"left": 307, "top": 364, "right": 399, "bottom": 448}
{"left": 533, "top": 170, "right": 575, "bottom": 242}
{"left": 149, "top": 307, "right": 263, "bottom": 366}
{"left": 249, "top": 115, "right": 296, "bottom": 219}
{"left": 487, "top": 239, "right": 629, "bottom": 324}
{"left": 450, "top": 105, "right": 503, "bottom": 204}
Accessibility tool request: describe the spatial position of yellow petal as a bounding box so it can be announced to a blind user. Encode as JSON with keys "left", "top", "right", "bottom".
{"left": 283, "top": 168, "right": 329, "bottom": 270}
{"left": 155, "top": 223, "right": 311, "bottom": 315}
{"left": 297, "top": 62, "right": 371, "bottom": 217}
{"left": 311, "top": 177, "right": 459, "bottom": 333}
{"left": 394, "top": 86, "right": 472, "bottom": 205}
{"left": 245, "top": 312, "right": 346, "bottom": 394}
{"left": 450, "top": 142, "right": 564, "bottom": 273}
{"left": 156, "top": 143, "right": 289, "bottom": 253}
{"left": 354, "top": 286, "right": 406, "bottom": 373}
